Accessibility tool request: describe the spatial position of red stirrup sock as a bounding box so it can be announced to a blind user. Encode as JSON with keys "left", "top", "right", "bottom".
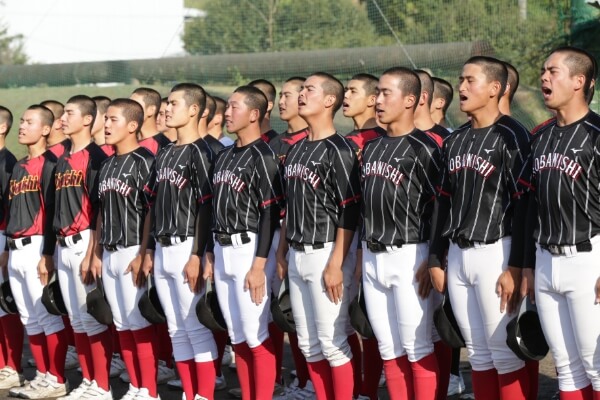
{"left": 560, "top": 385, "right": 593, "bottom": 400}
{"left": 118, "top": 330, "right": 140, "bottom": 388}
{"left": 498, "top": 366, "right": 529, "bottom": 400}
{"left": 73, "top": 332, "right": 93, "bottom": 381}
{"left": 268, "top": 322, "right": 284, "bottom": 384}
{"left": 88, "top": 329, "right": 113, "bottom": 391}
{"left": 383, "top": 356, "right": 414, "bottom": 400}
{"left": 233, "top": 342, "right": 255, "bottom": 400}
{"left": 361, "top": 337, "right": 383, "bottom": 400}
{"left": 433, "top": 340, "right": 452, "bottom": 400}
{"left": 132, "top": 326, "right": 159, "bottom": 396}
{"left": 212, "top": 329, "right": 228, "bottom": 375}
{"left": 250, "top": 338, "right": 277, "bottom": 400}
{"left": 175, "top": 359, "right": 197, "bottom": 400}
{"left": 156, "top": 323, "right": 173, "bottom": 367}
{"left": 195, "top": 360, "right": 216, "bottom": 400}
{"left": 28, "top": 333, "right": 49, "bottom": 374}
{"left": 46, "top": 330, "right": 68, "bottom": 383}
{"left": 307, "top": 359, "right": 334, "bottom": 400}
{"left": 412, "top": 353, "right": 439, "bottom": 400}
{"left": 471, "top": 368, "right": 500, "bottom": 400}
{"left": 525, "top": 360, "right": 539, "bottom": 400}
{"left": 0, "top": 314, "right": 24, "bottom": 372}
{"left": 288, "top": 332, "right": 310, "bottom": 387}
{"left": 332, "top": 360, "right": 355, "bottom": 400}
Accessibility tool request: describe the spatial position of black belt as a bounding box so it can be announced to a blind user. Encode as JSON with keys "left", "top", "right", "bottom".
{"left": 57, "top": 233, "right": 82, "bottom": 247}
{"left": 7, "top": 237, "right": 32, "bottom": 250}
{"left": 366, "top": 240, "right": 404, "bottom": 253}
{"left": 156, "top": 235, "right": 187, "bottom": 247}
{"left": 541, "top": 240, "right": 592, "bottom": 256}
{"left": 289, "top": 241, "right": 325, "bottom": 251}
{"left": 104, "top": 244, "right": 118, "bottom": 252}
{"left": 453, "top": 237, "right": 499, "bottom": 249}
{"left": 215, "top": 232, "right": 250, "bottom": 246}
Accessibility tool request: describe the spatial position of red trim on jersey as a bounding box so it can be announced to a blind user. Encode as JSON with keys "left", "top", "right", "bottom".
{"left": 436, "top": 186, "right": 451, "bottom": 197}
{"left": 517, "top": 178, "right": 534, "bottom": 191}
{"left": 143, "top": 185, "right": 157, "bottom": 197}
{"left": 260, "top": 195, "right": 284, "bottom": 208}
{"left": 512, "top": 191, "right": 524, "bottom": 199}
{"left": 347, "top": 129, "right": 383, "bottom": 150}
{"left": 531, "top": 117, "right": 556, "bottom": 136}
{"left": 140, "top": 137, "right": 160, "bottom": 156}
{"left": 424, "top": 130, "right": 444, "bottom": 148}
{"left": 197, "top": 194, "right": 213, "bottom": 204}
{"left": 100, "top": 144, "right": 115, "bottom": 157}
{"left": 282, "top": 130, "right": 308, "bottom": 146}
{"left": 339, "top": 194, "right": 361, "bottom": 206}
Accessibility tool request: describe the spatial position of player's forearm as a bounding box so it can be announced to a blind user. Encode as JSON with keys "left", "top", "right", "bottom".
{"left": 42, "top": 201, "right": 57, "bottom": 256}
{"left": 191, "top": 203, "right": 212, "bottom": 257}
{"left": 508, "top": 192, "right": 529, "bottom": 268}
{"left": 522, "top": 193, "right": 538, "bottom": 269}
{"left": 276, "top": 218, "right": 288, "bottom": 256}
{"left": 139, "top": 213, "right": 152, "bottom": 255}
{"left": 428, "top": 196, "right": 450, "bottom": 268}
{"left": 330, "top": 226, "right": 356, "bottom": 270}
{"left": 255, "top": 206, "right": 279, "bottom": 259}
{"left": 87, "top": 214, "right": 101, "bottom": 259}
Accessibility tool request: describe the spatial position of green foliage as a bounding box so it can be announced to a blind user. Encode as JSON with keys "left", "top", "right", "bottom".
{"left": 0, "top": 22, "right": 27, "bottom": 65}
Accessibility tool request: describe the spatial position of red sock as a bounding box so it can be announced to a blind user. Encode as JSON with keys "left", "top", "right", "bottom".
{"left": 73, "top": 332, "right": 93, "bottom": 381}
{"left": 195, "top": 361, "right": 216, "bottom": 400}
{"left": 46, "top": 330, "right": 68, "bottom": 383}
{"left": 332, "top": 360, "right": 355, "bottom": 400}
{"left": 0, "top": 318, "right": 7, "bottom": 368}
{"left": 156, "top": 323, "right": 173, "bottom": 368}
{"left": 268, "top": 322, "right": 284, "bottom": 384}
{"left": 347, "top": 333, "right": 362, "bottom": 397}
{"left": 498, "top": 366, "right": 529, "bottom": 400}
{"left": 307, "top": 359, "right": 334, "bottom": 400}
{"left": 118, "top": 330, "right": 140, "bottom": 388}
{"left": 361, "top": 337, "right": 382, "bottom": 400}
{"left": 594, "top": 388, "right": 600, "bottom": 400}
{"left": 62, "top": 317, "right": 75, "bottom": 347}
{"left": 212, "top": 330, "right": 228, "bottom": 376}
{"left": 560, "top": 385, "right": 593, "bottom": 400}
{"left": 89, "top": 329, "right": 113, "bottom": 391}
{"left": 111, "top": 325, "right": 121, "bottom": 357}
{"left": 233, "top": 342, "right": 255, "bottom": 399}
{"left": 132, "top": 326, "right": 158, "bottom": 397}
{"left": 175, "top": 359, "right": 197, "bottom": 400}
{"left": 412, "top": 353, "right": 438, "bottom": 400}
{"left": 433, "top": 341, "right": 452, "bottom": 400}
{"left": 288, "top": 332, "right": 310, "bottom": 387}
{"left": 28, "top": 333, "right": 49, "bottom": 374}
{"left": 250, "top": 338, "right": 276, "bottom": 400}
{"left": 383, "top": 356, "right": 414, "bottom": 400}
{"left": 525, "top": 360, "right": 539, "bottom": 400}
{"left": 0, "top": 314, "right": 24, "bottom": 372}
{"left": 471, "top": 368, "right": 500, "bottom": 400}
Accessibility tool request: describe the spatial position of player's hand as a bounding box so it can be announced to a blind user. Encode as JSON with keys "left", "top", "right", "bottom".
{"left": 244, "top": 263, "right": 266, "bottom": 306}
{"left": 496, "top": 266, "right": 522, "bottom": 314}
{"left": 353, "top": 249, "right": 362, "bottom": 286}
{"left": 142, "top": 250, "right": 154, "bottom": 277}
{"left": 183, "top": 254, "right": 201, "bottom": 293}
{"left": 37, "top": 255, "right": 54, "bottom": 286}
{"left": 276, "top": 247, "right": 288, "bottom": 280}
{"left": 202, "top": 252, "right": 214, "bottom": 281}
{"left": 429, "top": 266, "right": 446, "bottom": 293}
{"left": 594, "top": 276, "right": 600, "bottom": 305}
{"left": 80, "top": 254, "right": 95, "bottom": 285}
{"left": 0, "top": 251, "right": 8, "bottom": 280}
{"left": 415, "top": 258, "right": 433, "bottom": 298}
{"left": 323, "top": 256, "right": 344, "bottom": 304}
{"left": 125, "top": 253, "right": 145, "bottom": 288}
{"left": 89, "top": 252, "right": 103, "bottom": 284}
{"left": 520, "top": 268, "right": 535, "bottom": 304}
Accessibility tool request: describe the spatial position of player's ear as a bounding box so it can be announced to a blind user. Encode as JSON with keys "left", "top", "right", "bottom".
{"left": 503, "top": 82, "right": 511, "bottom": 97}
{"left": 324, "top": 94, "right": 336, "bottom": 109}
{"left": 420, "top": 91, "right": 428, "bottom": 106}
{"left": 128, "top": 120, "right": 139, "bottom": 134}
{"left": 83, "top": 114, "right": 94, "bottom": 127}
{"left": 41, "top": 124, "right": 51, "bottom": 137}
{"left": 249, "top": 108, "right": 260, "bottom": 123}
{"left": 489, "top": 80, "right": 502, "bottom": 99}
{"left": 404, "top": 93, "right": 417, "bottom": 110}
{"left": 266, "top": 101, "right": 274, "bottom": 113}
{"left": 188, "top": 103, "right": 200, "bottom": 119}
{"left": 0, "top": 122, "right": 6, "bottom": 136}
{"left": 201, "top": 107, "right": 209, "bottom": 120}
{"left": 146, "top": 105, "right": 157, "bottom": 120}
{"left": 367, "top": 94, "right": 377, "bottom": 108}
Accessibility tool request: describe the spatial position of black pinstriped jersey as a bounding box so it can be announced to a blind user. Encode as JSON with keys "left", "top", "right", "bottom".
{"left": 0, "top": 148, "right": 17, "bottom": 231}
{"left": 284, "top": 133, "right": 361, "bottom": 244}
{"left": 362, "top": 130, "right": 443, "bottom": 244}
{"left": 152, "top": 139, "right": 214, "bottom": 238}
{"left": 269, "top": 128, "right": 308, "bottom": 165}
{"left": 204, "top": 135, "right": 225, "bottom": 156}
{"left": 139, "top": 133, "right": 172, "bottom": 156}
{"left": 212, "top": 138, "right": 283, "bottom": 234}
{"left": 47, "top": 139, "right": 71, "bottom": 158}
{"left": 6, "top": 152, "right": 56, "bottom": 255}
{"left": 424, "top": 124, "right": 451, "bottom": 147}
{"left": 261, "top": 129, "right": 279, "bottom": 144}
{"left": 527, "top": 111, "right": 600, "bottom": 246}
{"left": 98, "top": 147, "right": 156, "bottom": 247}
{"left": 430, "top": 115, "right": 531, "bottom": 253}
{"left": 345, "top": 126, "right": 386, "bottom": 159}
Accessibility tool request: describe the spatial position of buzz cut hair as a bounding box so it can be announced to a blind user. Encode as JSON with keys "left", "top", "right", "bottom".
{"left": 310, "top": 72, "right": 345, "bottom": 114}
{"left": 67, "top": 95, "right": 97, "bottom": 128}
{"left": 432, "top": 77, "right": 454, "bottom": 113}
{"left": 92, "top": 95, "right": 111, "bottom": 115}
{"left": 248, "top": 79, "right": 276, "bottom": 103}
{"left": 233, "top": 86, "right": 268, "bottom": 124}
{"left": 350, "top": 73, "right": 379, "bottom": 96}
{"left": 108, "top": 98, "right": 144, "bottom": 132}
{"left": 381, "top": 67, "right": 422, "bottom": 108}
{"left": 40, "top": 100, "right": 64, "bottom": 121}
{"left": 212, "top": 96, "right": 227, "bottom": 128}
{"left": 27, "top": 104, "right": 55, "bottom": 128}
{"left": 131, "top": 87, "right": 162, "bottom": 118}
{"left": 170, "top": 83, "right": 207, "bottom": 122}
{"left": 414, "top": 69, "right": 434, "bottom": 107}
{"left": 284, "top": 76, "right": 306, "bottom": 92}
{"left": 464, "top": 56, "right": 508, "bottom": 99}
{"left": 0, "top": 105, "right": 13, "bottom": 134}
{"left": 206, "top": 95, "right": 216, "bottom": 123}
{"left": 552, "top": 46, "right": 597, "bottom": 103}
{"left": 503, "top": 61, "right": 520, "bottom": 103}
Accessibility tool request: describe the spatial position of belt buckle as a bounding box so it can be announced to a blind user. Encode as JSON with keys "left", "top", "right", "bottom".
{"left": 303, "top": 244, "right": 316, "bottom": 254}
{"left": 231, "top": 233, "right": 246, "bottom": 249}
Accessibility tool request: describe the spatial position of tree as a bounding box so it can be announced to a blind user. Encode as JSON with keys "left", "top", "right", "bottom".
{"left": 0, "top": 21, "right": 27, "bottom": 65}
{"left": 183, "top": 0, "right": 377, "bottom": 55}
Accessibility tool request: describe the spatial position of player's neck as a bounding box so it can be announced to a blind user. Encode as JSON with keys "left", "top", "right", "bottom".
{"left": 469, "top": 103, "right": 502, "bottom": 129}
{"left": 414, "top": 106, "right": 435, "bottom": 132}
{"left": 92, "top": 133, "right": 106, "bottom": 145}
{"left": 286, "top": 116, "right": 307, "bottom": 134}
{"left": 207, "top": 126, "right": 223, "bottom": 139}
{"left": 47, "top": 131, "right": 66, "bottom": 147}
{"left": 386, "top": 118, "right": 415, "bottom": 137}
{"left": 28, "top": 140, "right": 47, "bottom": 159}
{"left": 175, "top": 124, "right": 199, "bottom": 146}
{"left": 352, "top": 114, "right": 378, "bottom": 130}
{"left": 197, "top": 120, "right": 209, "bottom": 138}
{"left": 499, "top": 98, "right": 511, "bottom": 116}
{"left": 260, "top": 117, "right": 272, "bottom": 134}
{"left": 140, "top": 120, "right": 159, "bottom": 140}
{"left": 306, "top": 115, "right": 336, "bottom": 140}
{"left": 114, "top": 139, "right": 139, "bottom": 156}
{"left": 236, "top": 125, "right": 261, "bottom": 146}
{"left": 554, "top": 100, "right": 589, "bottom": 127}
{"left": 431, "top": 110, "right": 444, "bottom": 125}
{"left": 163, "top": 128, "right": 177, "bottom": 142}
{"left": 0, "top": 135, "right": 6, "bottom": 150}
{"left": 69, "top": 130, "right": 92, "bottom": 153}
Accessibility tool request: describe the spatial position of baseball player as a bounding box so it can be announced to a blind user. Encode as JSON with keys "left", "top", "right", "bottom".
{"left": 429, "top": 78, "right": 454, "bottom": 130}
{"left": 41, "top": 100, "right": 72, "bottom": 158}
{"left": 210, "top": 85, "right": 284, "bottom": 400}
{"left": 360, "top": 67, "right": 441, "bottom": 400}
{"left": 428, "top": 56, "right": 531, "bottom": 400}
{"left": 6, "top": 105, "right": 68, "bottom": 399}
{"left": 149, "top": 83, "right": 217, "bottom": 400}
{"left": 341, "top": 72, "right": 385, "bottom": 400}
{"left": 95, "top": 98, "right": 159, "bottom": 400}
{"left": 276, "top": 72, "right": 361, "bottom": 400}
{"left": 92, "top": 96, "right": 115, "bottom": 157}
{"left": 523, "top": 46, "right": 600, "bottom": 400}
{"left": 199, "top": 95, "right": 225, "bottom": 155}
{"left": 54, "top": 95, "right": 113, "bottom": 400}
{"left": 248, "top": 79, "right": 279, "bottom": 143}
{"left": 207, "top": 96, "right": 234, "bottom": 147}
{"left": 498, "top": 61, "right": 519, "bottom": 117}
{"left": 156, "top": 97, "right": 178, "bottom": 142}
{"left": 0, "top": 105, "right": 23, "bottom": 390}
{"left": 131, "top": 88, "right": 172, "bottom": 155}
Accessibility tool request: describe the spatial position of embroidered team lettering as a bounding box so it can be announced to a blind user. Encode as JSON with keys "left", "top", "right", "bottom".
{"left": 55, "top": 170, "right": 84, "bottom": 190}
{"left": 448, "top": 153, "right": 496, "bottom": 179}
{"left": 9, "top": 175, "right": 40, "bottom": 199}
{"left": 362, "top": 161, "right": 404, "bottom": 186}
{"left": 213, "top": 169, "right": 246, "bottom": 192}
{"left": 534, "top": 152, "right": 583, "bottom": 179}
{"left": 157, "top": 167, "right": 188, "bottom": 190}
{"left": 99, "top": 177, "right": 133, "bottom": 197}
{"left": 285, "top": 163, "right": 320, "bottom": 188}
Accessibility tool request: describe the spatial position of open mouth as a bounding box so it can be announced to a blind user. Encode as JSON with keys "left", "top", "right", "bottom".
{"left": 459, "top": 95, "right": 468, "bottom": 102}
{"left": 541, "top": 86, "right": 552, "bottom": 99}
